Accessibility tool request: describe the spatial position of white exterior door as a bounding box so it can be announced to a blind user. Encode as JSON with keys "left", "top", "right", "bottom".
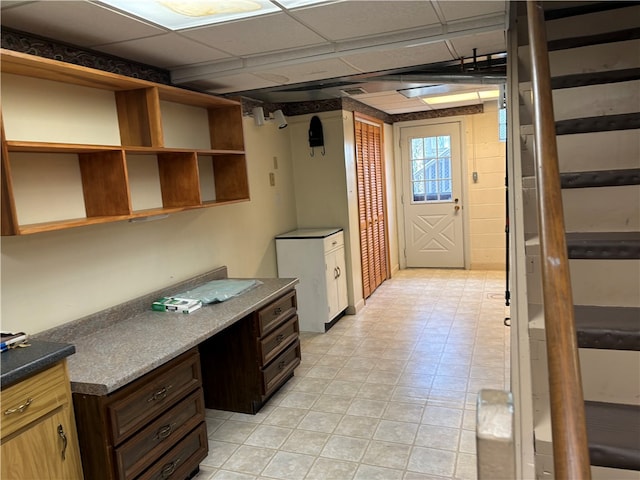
{"left": 400, "top": 121, "right": 465, "bottom": 268}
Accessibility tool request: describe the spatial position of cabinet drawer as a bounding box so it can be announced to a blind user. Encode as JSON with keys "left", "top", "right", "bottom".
{"left": 1, "top": 361, "right": 68, "bottom": 439}
{"left": 257, "top": 290, "right": 297, "bottom": 336}
{"left": 137, "top": 422, "right": 208, "bottom": 480}
{"left": 324, "top": 231, "right": 344, "bottom": 252}
{"left": 259, "top": 315, "right": 299, "bottom": 366}
{"left": 262, "top": 339, "right": 301, "bottom": 396}
{"left": 115, "top": 389, "right": 205, "bottom": 480}
{"left": 107, "top": 349, "right": 202, "bottom": 445}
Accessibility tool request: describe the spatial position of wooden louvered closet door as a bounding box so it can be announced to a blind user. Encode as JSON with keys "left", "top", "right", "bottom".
{"left": 355, "top": 114, "right": 389, "bottom": 299}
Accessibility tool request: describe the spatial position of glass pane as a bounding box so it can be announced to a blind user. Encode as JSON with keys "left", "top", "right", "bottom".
{"left": 439, "top": 157, "right": 451, "bottom": 180}
{"left": 425, "top": 137, "right": 437, "bottom": 158}
{"left": 426, "top": 160, "right": 437, "bottom": 180}
{"left": 410, "top": 134, "right": 454, "bottom": 203}
{"left": 412, "top": 159, "right": 424, "bottom": 181}
{"left": 411, "top": 138, "right": 424, "bottom": 160}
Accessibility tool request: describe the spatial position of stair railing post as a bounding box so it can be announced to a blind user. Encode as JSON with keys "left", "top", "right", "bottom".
{"left": 526, "top": 1, "right": 592, "bottom": 478}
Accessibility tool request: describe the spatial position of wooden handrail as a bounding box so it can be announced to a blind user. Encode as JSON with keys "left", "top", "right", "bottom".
{"left": 526, "top": 1, "right": 592, "bottom": 478}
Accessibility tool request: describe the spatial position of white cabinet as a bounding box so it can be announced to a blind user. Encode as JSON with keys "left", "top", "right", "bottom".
{"left": 276, "top": 228, "right": 348, "bottom": 333}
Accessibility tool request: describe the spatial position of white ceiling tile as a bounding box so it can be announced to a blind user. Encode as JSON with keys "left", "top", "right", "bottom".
{"left": 341, "top": 41, "right": 454, "bottom": 72}
{"left": 290, "top": 1, "right": 441, "bottom": 41}
{"left": 180, "top": 12, "right": 326, "bottom": 56}
{"left": 437, "top": 0, "right": 506, "bottom": 23}
{"left": 449, "top": 30, "right": 506, "bottom": 58}
{"left": 94, "top": 33, "right": 231, "bottom": 69}
{"left": 196, "top": 72, "right": 282, "bottom": 94}
{"left": 1, "top": 1, "right": 165, "bottom": 47}
{"left": 256, "top": 58, "right": 361, "bottom": 85}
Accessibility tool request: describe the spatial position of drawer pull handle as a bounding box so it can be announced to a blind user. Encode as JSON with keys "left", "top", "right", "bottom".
{"left": 147, "top": 386, "right": 172, "bottom": 403}
{"left": 278, "top": 360, "right": 286, "bottom": 370}
{"left": 155, "top": 424, "right": 173, "bottom": 440}
{"left": 276, "top": 334, "right": 285, "bottom": 344}
{"left": 4, "top": 397, "right": 33, "bottom": 415}
{"left": 159, "top": 457, "right": 181, "bottom": 479}
{"left": 273, "top": 307, "right": 283, "bottom": 315}
{"left": 57, "top": 424, "right": 68, "bottom": 460}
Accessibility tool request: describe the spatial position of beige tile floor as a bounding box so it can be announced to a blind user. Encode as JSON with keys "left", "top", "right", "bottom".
{"left": 194, "top": 268, "right": 510, "bottom": 480}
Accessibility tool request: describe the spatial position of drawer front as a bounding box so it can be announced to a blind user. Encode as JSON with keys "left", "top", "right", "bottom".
{"left": 108, "top": 349, "right": 202, "bottom": 445}
{"left": 323, "top": 231, "right": 344, "bottom": 252}
{"left": 259, "top": 315, "right": 299, "bottom": 366}
{"left": 115, "top": 389, "right": 205, "bottom": 480}
{"left": 1, "top": 361, "right": 68, "bottom": 439}
{"left": 137, "top": 422, "right": 208, "bottom": 480}
{"left": 257, "top": 290, "right": 297, "bottom": 337}
{"left": 262, "top": 339, "right": 301, "bottom": 396}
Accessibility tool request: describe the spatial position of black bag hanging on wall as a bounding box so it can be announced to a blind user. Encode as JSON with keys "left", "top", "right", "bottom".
{"left": 308, "top": 115, "right": 325, "bottom": 156}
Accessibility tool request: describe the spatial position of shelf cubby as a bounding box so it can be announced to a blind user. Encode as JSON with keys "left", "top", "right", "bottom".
{"left": 0, "top": 49, "right": 250, "bottom": 235}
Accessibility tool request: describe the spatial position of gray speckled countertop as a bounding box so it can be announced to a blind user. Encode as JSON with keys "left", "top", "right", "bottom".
{"left": 1, "top": 340, "right": 75, "bottom": 388}
{"left": 32, "top": 272, "right": 297, "bottom": 397}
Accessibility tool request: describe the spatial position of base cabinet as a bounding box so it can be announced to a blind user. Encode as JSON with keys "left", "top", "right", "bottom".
{"left": 72, "top": 348, "right": 207, "bottom": 480}
{"left": 276, "top": 229, "right": 348, "bottom": 332}
{"left": 199, "top": 288, "right": 301, "bottom": 414}
{"left": 0, "top": 361, "right": 83, "bottom": 480}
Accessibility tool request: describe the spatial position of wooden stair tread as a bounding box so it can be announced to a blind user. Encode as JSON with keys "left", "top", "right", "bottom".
{"left": 560, "top": 168, "right": 640, "bottom": 189}
{"left": 556, "top": 112, "right": 640, "bottom": 135}
{"left": 575, "top": 305, "right": 640, "bottom": 350}
{"left": 548, "top": 27, "right": 640, "bottom": 52}
{"left": 566, "top": 232, "right": 640, "bottom": 260}
{"left": 552, "top": 68, "right": 640, "bottom": 90}
{"left": 585, "top": 401, "right": 640, "bottom": 471}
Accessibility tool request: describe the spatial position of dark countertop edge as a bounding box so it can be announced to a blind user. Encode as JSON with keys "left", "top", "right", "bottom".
{"left": 66, "top": 277, "right": 299, "bottom": 396}
{"left": 1, "top": 341, "right": 75, "bottom": 389}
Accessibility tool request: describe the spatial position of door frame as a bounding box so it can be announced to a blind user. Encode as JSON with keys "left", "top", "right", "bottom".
{"left": 393, "top": 116, "right": 471, "bottom": 270}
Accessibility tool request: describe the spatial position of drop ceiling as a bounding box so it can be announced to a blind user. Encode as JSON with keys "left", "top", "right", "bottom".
{"left": 0, "top": 1, "right": 508, "bottom": 114}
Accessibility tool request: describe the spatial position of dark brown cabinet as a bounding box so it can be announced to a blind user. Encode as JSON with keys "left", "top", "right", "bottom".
{"left": 199, "top": 288, "right": 301, "bottom": 414}
{"left": 72, "top": 349, "right": 207, "bottom": 480}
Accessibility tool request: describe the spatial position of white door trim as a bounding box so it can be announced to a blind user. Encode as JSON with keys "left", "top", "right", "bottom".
{"left": 393, "top": 116, "right": 470, "bottom": 270}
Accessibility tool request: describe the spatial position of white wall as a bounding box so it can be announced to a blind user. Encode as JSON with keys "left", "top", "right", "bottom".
{"left": 465, "top": 102, "right": 507, "bottom": 270}
{"left": 287, "top": 110, "right": 365, "bottom": 313}
{"left": 0, "top": 118, "right": 297, "bottom": 333}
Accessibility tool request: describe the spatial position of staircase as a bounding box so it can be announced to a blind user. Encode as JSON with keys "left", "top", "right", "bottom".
{"left": 511, "top": 2, "right": 640, "bottom": 478}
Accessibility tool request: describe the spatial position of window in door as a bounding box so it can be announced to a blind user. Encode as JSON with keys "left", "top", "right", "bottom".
{"left": 410, "top": 135, "right": 452, "bottom": 203}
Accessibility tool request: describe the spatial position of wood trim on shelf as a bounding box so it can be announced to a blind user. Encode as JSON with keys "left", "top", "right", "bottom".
{"left": 1, "top": 49, "right": 250, "bottom": 235}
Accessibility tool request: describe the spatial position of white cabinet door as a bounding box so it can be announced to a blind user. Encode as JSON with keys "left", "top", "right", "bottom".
{"left": 326, "top": 246, "right": 348, "bottom": 321}
{"left": 276, "top": 229, "right": 347, "bottom": 333}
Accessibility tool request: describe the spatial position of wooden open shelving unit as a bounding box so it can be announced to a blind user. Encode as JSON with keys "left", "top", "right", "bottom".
{"left": 0, "top": 49, "right": 249, "bottom": 236}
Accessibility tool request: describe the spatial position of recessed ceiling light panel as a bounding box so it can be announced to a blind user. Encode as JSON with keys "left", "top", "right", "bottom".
{"left": 99, "top": 0, "right": 279, "bottom": 30}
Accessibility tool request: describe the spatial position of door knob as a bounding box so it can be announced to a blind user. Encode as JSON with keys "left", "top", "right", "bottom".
{"left": 454, "top": 205, "right": 461, "bottom": 212}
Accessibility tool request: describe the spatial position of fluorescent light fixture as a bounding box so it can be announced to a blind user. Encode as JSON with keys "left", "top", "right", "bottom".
{"left": 422, "top": 92, "right": 479, "bottom": 105}
{"left": 100, "top": 0, "right": 330, "bottom": 30}
{"left": 478, "top": 89, "right": 500, "bottom": 99}
{"left": 421, "top": 89, "right": 501, "bottom": 106}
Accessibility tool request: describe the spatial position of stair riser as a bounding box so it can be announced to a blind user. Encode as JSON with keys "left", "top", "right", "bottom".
{"left": 521, "top": 129, "right": 640, "bottom": 177}
{"left": 526, "top": 255, "right": 640, "bottom": 307}
{"left": 518, "top": 39, "right": 640, "bottom": 82}
{"left": 519, "top": 80, "right": 640, "bottom": 125}
{"left": 530, "top": 341, "right": 640, "bottom": 416}
{"left": 580, "top": 349, "right": 640, "bottom": 406}
{"left": 522, "top": 183, "right": 640, "bottom": 235}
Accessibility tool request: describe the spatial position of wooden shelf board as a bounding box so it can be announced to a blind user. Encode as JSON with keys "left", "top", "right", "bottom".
{"left": 16, "top": 215, "right": 132, "bottom": 235}
{"left": 5, "top": 141, "right": 121, "bottom": 153}
{"left": 5, "top": 141, "right": 245, "bottom": 156}
{"left": 0, "top": 49, "right": 239, "bottom": 108}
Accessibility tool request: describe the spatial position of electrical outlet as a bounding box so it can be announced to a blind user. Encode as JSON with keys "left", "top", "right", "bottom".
{"left": 269, "top": 172, "right": 275, "bottom": 186}
{"left": 273, "top": 156, "right": 278, "bottom": 169}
